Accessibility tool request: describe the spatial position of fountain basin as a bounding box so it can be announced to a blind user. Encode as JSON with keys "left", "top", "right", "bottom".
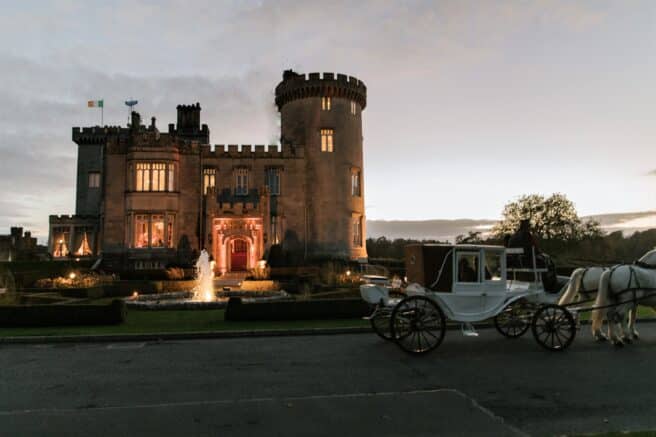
{"left": 125, "top": 290, "right": 292, "bottom": 310}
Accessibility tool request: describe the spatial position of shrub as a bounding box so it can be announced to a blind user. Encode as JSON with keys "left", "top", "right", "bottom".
{"left": 0, "top": 299, "right": 126, "bottom": 327}
{"left": 165, "top": 267, "right": 185, "bottom": 280}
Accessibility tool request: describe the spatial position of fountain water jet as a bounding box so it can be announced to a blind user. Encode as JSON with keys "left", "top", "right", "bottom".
{"left": 194, "top": 249, "right": 215, "bottom": 301}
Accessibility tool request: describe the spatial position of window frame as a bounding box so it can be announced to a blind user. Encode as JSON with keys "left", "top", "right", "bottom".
{"left": 88, "top": 171, "right": 101, "bottom": 189}
{"left": 134, "top": 161, "right": 176, "bottom": 193}
{"left": 454, "top": 251, "right": 482, "bottom": 285}
{"left": 320, "top": 129, "right": 334, "bottom": 153}
{"left": 234, "top": 168, "right": 249, "bottom": 196}
{"left": 352, "top": 216, "right": 362, "bottom": 247}
{"left": 131, "top": 213, "right": 175, "bottom": 249}
{"left": 203, "top": 167, "right": 216, "bottom": 195}
{"left": 351, "top": 169, "right": 361, "bottom": 197}
{"left": 321, "top": 96, "right": 331, "bottom": 111}
{"left": 266, "top": 167, "right": 281, "bottom": 196}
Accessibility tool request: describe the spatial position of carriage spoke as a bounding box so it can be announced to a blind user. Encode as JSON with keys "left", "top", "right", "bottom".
{"left": 391, "top": 296, "right": 445, "bottom": 354}
{"left": 532, "top": 304, "right": 576, "bottom": 351}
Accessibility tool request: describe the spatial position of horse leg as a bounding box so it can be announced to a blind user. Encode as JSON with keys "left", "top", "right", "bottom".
{"left": 591, "top": 311, "right": 608, "bottom": 342}
{"left": 629, "top": 305, "right": 639, "bottom": 340}
{"left": 609, "top": 309, "right": 626, "bottom": 347}
{"left": 621, "top": 309, "right": 634, "bottom": 344}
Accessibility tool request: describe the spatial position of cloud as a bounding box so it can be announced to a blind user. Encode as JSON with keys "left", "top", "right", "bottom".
{"left": 1, "top": 0, "right": 651, "bottom": 242}
{"left": 0, "top": 54, "right": 280, "bottom": 241}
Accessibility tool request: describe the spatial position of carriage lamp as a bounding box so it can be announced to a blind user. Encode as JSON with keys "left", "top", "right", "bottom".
{"left": 132, "top": 291, "right": 139, "bottom": 299}
{"left": 346, "top": 270, "right": 351, "bottom": 277}
{"left": 68, "top": 272, "right": 76, "bottom": 280}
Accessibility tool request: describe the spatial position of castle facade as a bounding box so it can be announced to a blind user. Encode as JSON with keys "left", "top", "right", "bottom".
{"left": 49, "top": 70, "right": 368, "bottom": 272}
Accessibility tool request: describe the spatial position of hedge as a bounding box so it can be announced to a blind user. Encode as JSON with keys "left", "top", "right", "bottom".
{"left": 0, "top": 299, "right": 126, "bottom": 327}
{"left": 225, "top": 297, "right": 370, "bottom": 321}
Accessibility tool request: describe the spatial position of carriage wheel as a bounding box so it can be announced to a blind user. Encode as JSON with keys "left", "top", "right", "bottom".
{"left": 531, "top": 304, "right": 576, "bottom": 351}
{"left": 370, "top": 309, "right": 394, "bottom": 341}
{"left": 390, "top": 296, "right": 446, "bottom": 355}
{"left": 494, "top": 300, "right": 531, "bottom": 339}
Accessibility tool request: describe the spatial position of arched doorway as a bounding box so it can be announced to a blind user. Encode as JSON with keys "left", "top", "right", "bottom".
{"left": 230, "top": 238, "right": 249, "bottom": 271}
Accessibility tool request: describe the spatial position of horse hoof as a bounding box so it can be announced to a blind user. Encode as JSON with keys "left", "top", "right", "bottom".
{"left": 613, "top": 340, "right": 624, "bottom": 348}
{"left": 633, "top": 333, "right": 640, "bottom": 340}
{"left": 593, "top": 333, "right": 608, "bottom": 343}
{"left": 623, "top": 337, "right": 633, "bottom": 345}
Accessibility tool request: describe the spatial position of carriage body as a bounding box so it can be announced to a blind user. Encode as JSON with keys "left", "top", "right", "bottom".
{"left": 361, "top": 243, "right": 575, "bottom": 353}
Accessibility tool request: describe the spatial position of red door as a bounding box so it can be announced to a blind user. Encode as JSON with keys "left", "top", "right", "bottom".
{"left": 231, "top": 239, "right": 248, "bottom": 271}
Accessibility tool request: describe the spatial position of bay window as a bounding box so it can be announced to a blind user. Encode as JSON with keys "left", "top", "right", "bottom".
{"left": 134, "top": 162, "right": 176, "bottom": 192}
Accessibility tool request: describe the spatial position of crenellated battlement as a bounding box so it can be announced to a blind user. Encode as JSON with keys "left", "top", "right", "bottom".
{"left": 200, "top": 143, "right": 304, "bottom": 159}
{"left": 72, "top": 125, "right": 129, "bottom": 144}
{"left": 49, "top": 214, "right": 98, "bottom": 225}
{"left": 275, "top": 70, "right": 367, "bottom": 109}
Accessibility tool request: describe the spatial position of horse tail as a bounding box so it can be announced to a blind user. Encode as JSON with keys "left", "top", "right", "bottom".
{"left": 591, "top": 269, "right": 612, "bottom": 335}
{"left": 558, "top": 268, "right": 584, "bottom": 305}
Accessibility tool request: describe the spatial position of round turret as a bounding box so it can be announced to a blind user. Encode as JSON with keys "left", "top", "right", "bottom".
{"left": 276, "top": 70, "right": 367, "bottom": 261}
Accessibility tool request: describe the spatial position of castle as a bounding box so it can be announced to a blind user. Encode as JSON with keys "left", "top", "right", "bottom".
{"left": 48, "top": 70, "right": 368, "bottom": 272}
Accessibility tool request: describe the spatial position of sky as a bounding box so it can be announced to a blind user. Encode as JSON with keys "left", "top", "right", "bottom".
{"left": 0, "top": 0, "right": 654, "bottom": 241}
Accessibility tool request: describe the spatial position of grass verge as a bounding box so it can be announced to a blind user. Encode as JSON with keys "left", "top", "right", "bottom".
{"left": 0, "top": 308, "right": 370, "bottom": 337}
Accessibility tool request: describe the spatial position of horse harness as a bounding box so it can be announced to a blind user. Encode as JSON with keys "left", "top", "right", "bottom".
{"left": 578, "top": 267, "right": 602, "bottom": 300}
{"left": 606, "top": 264, "right": 643, "bottom": 321}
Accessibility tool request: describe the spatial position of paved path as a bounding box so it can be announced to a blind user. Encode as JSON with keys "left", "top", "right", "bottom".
{"left": 2, "top": 325, "right": 656, "bottom": 436}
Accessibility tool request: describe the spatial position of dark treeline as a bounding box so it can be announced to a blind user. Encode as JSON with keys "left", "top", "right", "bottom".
{"left": 367, "top": 229, "right": 656, "bottom": 269}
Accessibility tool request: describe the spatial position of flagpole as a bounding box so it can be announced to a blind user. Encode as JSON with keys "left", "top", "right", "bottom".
{"left": 101, "top": 104, "right": 104, "bottom": 126}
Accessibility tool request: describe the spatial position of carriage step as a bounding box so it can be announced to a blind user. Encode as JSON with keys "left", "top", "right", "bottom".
{"left": 461, "top": 323, "right": 479, "bottom": 337}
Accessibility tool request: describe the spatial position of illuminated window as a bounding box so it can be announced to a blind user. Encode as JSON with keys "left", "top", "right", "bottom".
{"left": 321, "top": 129, "right": 334, "bottom": 152}
{"left": 351, "top": 101, "right": 357, "bottom": 115}
{"left": 235, "top": 168, "right": 248, "bottom": 195}
{"left": 52, "top": 227, "right": 70, "bottom": 257}
{"left": 135, "top": 162, "right": 175, "bottom": 192}
{"left": 321, "top": 96, "right": 331, "bottom": 111}
{"left": 270, "top": 215, "right": 280, "bottom": 244}
{"left": 88, "top": 172, "right": 100, "bottom": 188}
{"left": 151, "top": 215, "right": 165, "bottom": 247}
{"left": 353, "top": 217, "right": 362, "bottom": 246}
{"left": 351, "top": 170, "right": 361, "bottom": 196}
{"left": 134, "top": 215, "right": 149, "bottom": 248}
{"left": 133, "top": 214, "right": 175, "bottom": 249}
{"left": 136, "top": 163, "right": 150, "bottom": 192}
{"left": 152, "top": 163, "right": 166, "bottom": 191}
{"left": 74, "top": 228, "right": 94, "bottom": 256}
{"left": 266, "top": 168, "right": 281, "bottom": 195}
{"left": 167, "top": 215, "right": 175, "bottom": 248}
{"left": 203, "top": 168, "right": 216, "bottom": 195}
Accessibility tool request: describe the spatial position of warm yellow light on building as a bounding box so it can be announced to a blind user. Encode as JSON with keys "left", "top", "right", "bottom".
{"left": 68, "top": 272, "right": 76, "bottom": 280}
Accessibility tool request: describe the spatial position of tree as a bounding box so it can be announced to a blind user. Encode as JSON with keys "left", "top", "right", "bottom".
{"left": 455, "top": 231, "right": 484, "bottom": 244}
{"left": 492, "top": 193, "right": 601, "bottom": 241}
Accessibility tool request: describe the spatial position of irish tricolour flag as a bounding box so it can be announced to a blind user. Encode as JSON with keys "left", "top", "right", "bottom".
{"left": 87, "top": 99, "right": 103, "bottom": 108}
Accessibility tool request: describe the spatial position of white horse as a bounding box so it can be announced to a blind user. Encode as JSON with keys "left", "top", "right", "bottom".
{"left": 558, "top": 266, "right": 607, "bottom": 306}
{"left": 591, "top": 249, "right": 656, "bottom": 346}
{"left": 558, "top": 266, "right": 608, "bottom": 338}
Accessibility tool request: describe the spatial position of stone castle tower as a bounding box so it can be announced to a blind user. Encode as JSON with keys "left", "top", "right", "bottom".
{"left": 275, "top": 70, "right": 367, "bottom": 260}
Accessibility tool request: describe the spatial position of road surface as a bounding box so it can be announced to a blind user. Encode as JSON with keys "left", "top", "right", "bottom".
{"left": 2, "top": 324, "right": 656, "bottom": 436}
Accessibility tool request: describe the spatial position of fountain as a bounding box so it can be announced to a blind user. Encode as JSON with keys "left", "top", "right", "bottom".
{"left": 194, "top": 249, "right": 215, "bottom": 302}
{"left": 125, "top": 250, "right": 291, "bottom": 309}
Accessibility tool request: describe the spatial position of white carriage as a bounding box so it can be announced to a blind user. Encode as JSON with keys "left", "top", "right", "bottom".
{"left": 360, "top": 244, "right": 577, "bottom": 354}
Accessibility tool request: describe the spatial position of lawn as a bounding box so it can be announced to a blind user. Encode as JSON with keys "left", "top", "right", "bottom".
{"left": 0, "top": 308, "right": 370, "bottom": 338}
